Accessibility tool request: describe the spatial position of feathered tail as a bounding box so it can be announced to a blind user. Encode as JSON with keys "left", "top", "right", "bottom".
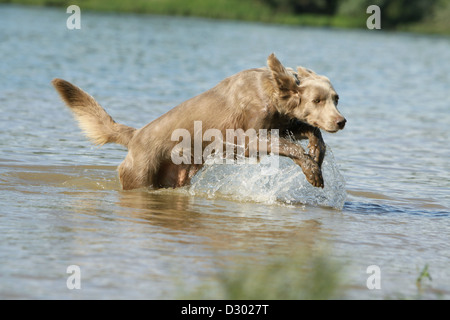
{"left": 52, "top": 78, "right": 136, "bottom": 148}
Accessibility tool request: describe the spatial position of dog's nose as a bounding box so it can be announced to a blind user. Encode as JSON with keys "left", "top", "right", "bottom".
{"left": 336, "top": 117, "right": 346, "bottom": 129}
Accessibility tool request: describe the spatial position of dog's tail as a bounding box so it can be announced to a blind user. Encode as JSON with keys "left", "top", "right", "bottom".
{"left": 52, "top": 78, "right": 136, "bottom": 148}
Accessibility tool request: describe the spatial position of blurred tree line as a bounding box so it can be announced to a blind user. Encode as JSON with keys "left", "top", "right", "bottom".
{"left": 1, "top": 0, "right": 447, "bottom": 32}
{"left": 260, "top": 0, "right": 439, "bottom": 27}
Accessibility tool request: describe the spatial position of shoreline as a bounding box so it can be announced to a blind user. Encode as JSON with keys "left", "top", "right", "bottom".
{"left": 1, "top": 0, "right": 449, "bottom": 35}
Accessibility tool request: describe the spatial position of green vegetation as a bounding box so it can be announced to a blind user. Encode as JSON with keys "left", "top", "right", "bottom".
{"left": 416, "top": 264, "right": 432, "bottom": 293}
{"left": 1, "top": 0, "right": 449, "bottom": 34}
{"left": 181, "top": 253, "right": 445, "bottom": 299}
{"left": 180, "top": 246, "right": 346, "bottom": 300}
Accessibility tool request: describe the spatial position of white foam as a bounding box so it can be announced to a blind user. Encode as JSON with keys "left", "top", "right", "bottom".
{"left": 188, "top": 143, "right": 347, "bottom": 210}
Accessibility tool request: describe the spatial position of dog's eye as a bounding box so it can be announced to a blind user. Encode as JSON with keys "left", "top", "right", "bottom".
{"left": 313, "top": 99, "right": 321, "bottom": 103}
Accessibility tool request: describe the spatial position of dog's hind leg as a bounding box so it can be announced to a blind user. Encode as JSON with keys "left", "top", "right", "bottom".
{"left": 118, "top": 153, "right": 157, "bottom": 190}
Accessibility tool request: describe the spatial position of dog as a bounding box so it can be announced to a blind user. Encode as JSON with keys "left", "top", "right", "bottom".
{"left": 52, "top": 53, "right": 345, "bottom": 190}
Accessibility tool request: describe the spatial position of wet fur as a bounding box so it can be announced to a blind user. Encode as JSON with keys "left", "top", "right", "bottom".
{"left": 52, "top": 54, "right": 345, "bottom": 190}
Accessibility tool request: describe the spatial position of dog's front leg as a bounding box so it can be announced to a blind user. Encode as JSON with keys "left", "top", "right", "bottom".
{"left": 264, "top": 136, "right": 324, "bottom": 188}
{"left": 288, "top": 122, "right": 326, "bottom": 168}
{"left": 305, "top": 127, "right": 326, "bottom": 167}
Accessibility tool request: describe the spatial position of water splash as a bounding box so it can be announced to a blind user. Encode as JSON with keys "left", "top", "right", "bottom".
{"left": 189, "top": 144, "right": 347, "bottom": 210}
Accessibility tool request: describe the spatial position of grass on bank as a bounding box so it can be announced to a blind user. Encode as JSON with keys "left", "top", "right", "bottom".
{"left": 3, "top": 0, "right": 449, "bottom": 33}
{"left": 400, "top": 0, "right": 450, "bottom": 34}
{"left": 1, "top": 0, "right": 361, "bottom": 28}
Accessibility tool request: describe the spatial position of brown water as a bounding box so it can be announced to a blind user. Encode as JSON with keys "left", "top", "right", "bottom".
{"left": 0, "top": 5, "right": 449, "bottom": 299}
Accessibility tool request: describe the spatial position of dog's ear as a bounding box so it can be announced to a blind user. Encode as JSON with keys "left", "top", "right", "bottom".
{"left": 296, "top": 66, "right": 331, "bottom": 83}
{"left": 267, "top": 53, "right": 297, "bottom": 91}
{"left": 296, "top": 66, "right": 318, "bottom": 80}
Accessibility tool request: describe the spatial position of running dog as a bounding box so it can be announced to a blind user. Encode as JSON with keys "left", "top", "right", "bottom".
{"left": 52, "top": 54, "right": 346, "bottom": 190}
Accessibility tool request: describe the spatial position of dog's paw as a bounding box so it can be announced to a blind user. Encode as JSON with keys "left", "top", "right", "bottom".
{"left": 294, "top": 156, "right": 324, "bottom": 188}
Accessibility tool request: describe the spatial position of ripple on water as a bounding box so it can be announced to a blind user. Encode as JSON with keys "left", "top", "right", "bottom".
{"left": 344, "top": 201, "right": 450, "bottom": 217}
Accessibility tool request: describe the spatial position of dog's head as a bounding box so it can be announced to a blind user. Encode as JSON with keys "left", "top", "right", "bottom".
{"left": 267, "top": 53, "right": 346, "bottom": 133}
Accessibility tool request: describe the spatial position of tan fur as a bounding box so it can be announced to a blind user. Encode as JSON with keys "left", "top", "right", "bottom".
{"left": 52, "top": 54, "right": 345, "bottom": 190}
{"left": 52, "top": 79, "right": 136, "bottom": 147}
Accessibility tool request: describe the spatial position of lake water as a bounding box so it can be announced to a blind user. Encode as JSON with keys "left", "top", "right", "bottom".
{"left": 0, "top": 5, "right": 449, "bottom": 299}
